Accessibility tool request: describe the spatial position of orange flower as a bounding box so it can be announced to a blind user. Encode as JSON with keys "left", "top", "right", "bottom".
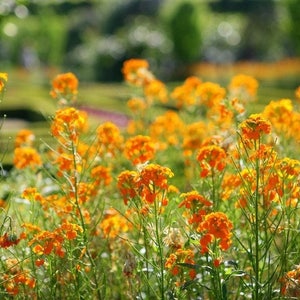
{"left": 117, "top": 170, "right": 139, "bottom": 205}
{"left": 197, "top": 145, "right": 227, "bottom": 178}
{"left": 144, "top": 79, "right": 168, "bottom": 104}
{"left": 122, "top": 59, "right": 154, "bottom": 86}
{"left": 280, "top": 265, "right": 300, "bottom": 297}
{"left": 196, "top": 82, "right": 226, "bottom": 108}
{"left": 262, "top": 99, "right": 294, "bottom": 138}
{"left": 96, "top": 121, "right": 124, "bottom": 157}
{"left": 239, "top": 113, "right": 272, "bottom": 141}
{"left": 228, "top": 74, "right": 259, "bottom": 100}
{"left": 182, "top": 121, "right": 209, "bottom": 151}
{"left": 197, "top": 212, "right": 233, "bottom": 253}
{"left": 90, "top": 165, "right": 112, "bottom": 189}
{"left": 14, "top": 129, "right": 35, "bottom": 147}
{"left": 99, "top": 208, "right": 132, "bottom": 239}
{"left": 50, "top": 72, "right": 78, "bottom": 103}
{"left": 171, "top": 76, "right": 202, "bottom": 109}
{"left": 179, "top": 191, "right": 212, "bottom": 226}
{"left": 138, "top": 163, "right": 174, "bottom": 205}
{"left": 165, "top": 248, "right": 195, "bottom": 280}
{"left": 127, "top": 97, "right": 147, "bottom": 113}
{"left": 123, "top": 135, "right": 156, "bottom": 165}
{"left": 179, "top": 191, "right": 212, "bottom": 209}
{"left": 150, "top": 111, "right": 185, "bottom": 149}
{"left": 13, "top": 147, "right": 42, "bottom": 169}
{"left": 0, "top": 72, "right": 8, "bottom": 92}
{"left": 51, "top": 107, "right": 88, "bottom": 144}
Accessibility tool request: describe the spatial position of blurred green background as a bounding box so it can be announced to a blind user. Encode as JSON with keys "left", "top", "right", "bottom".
{"left": 1, "top": 0, "right": 300, "bottom": 82}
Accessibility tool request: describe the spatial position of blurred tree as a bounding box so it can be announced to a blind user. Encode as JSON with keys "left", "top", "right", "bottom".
{"left": 286, "top": 0, "right": 300, "bottom": 56}
{"left": 169, "top": 1, "right": 202, "bottom": 63}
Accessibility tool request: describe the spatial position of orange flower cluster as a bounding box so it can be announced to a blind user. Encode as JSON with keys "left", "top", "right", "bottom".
{"left": 51, "top": 107, "right": 88, "bottom": 145}
{"left": 280, "top": 265, "right": 300, "bottom": 297}
{"left": 197, "top": 82, "right": 226, "bottom": 108}
{"left": 198, "top": 212, "right": 233, "bottom": 254}
{"left": 50, "top": 72, "right": 78, "bottom": 104}
{"left": 117, "top": 164, "right": 174, "bottom": 208}
{"left": 179, "top": 191, "right": 212, "bottom": 225}
{"left": 262, "top": 99, "right": 300, "bottom": 141}
{"left": 171, "top": 76, "right": 202, "bottom": 109}
{"left": 1, "top": 258, "right": 35, "bottom": 296}
{"left": 182, "top": 121, "right": 209, "bottom": 152}
{"left": 13, "top": 146, "right": 42, "bottom": 170}
{"left": 197, "top": 145, "right": 227, "bottom": 178}
{"left": 96, "top": 121, "right": 124, "bottom": 157}
{"left": 117, "top": 170, "right": 139, "bottom": 205}
{"left": 150, "top": 111, "right": 185, "bottom": 149}
{"left": 14, "top": 129, "right": 35, "bottom": 148}
{"left": 165, "top": 248, "right": 196, "bottom": 280}
{"left": 144, "top": 79, "right": 168, "bottom": 104}
{"left": 122, "top": 59, "right": 154, "bottom": 86}
{"left": 228, "top": 74, "right": 259, "bottom": 101}
{"left": 123, "top": 135, "right": 156, "bottom": 165}
{"left": 122, "top": 59, "right": 169, "bottom": 112}
{"left": 13, "top": 129, "right": 42, "bottom": 169}
{"left": 98, "top": 208, "right": 132, "bottom": 239}
{"left": 239, "top": 113, "right": 272, "bottom": 141}
{"left": 28, "top": 220, "right": 83, "bottom": 259}
{"left": 0, "top": 72, "right": 8, "bottom": 92}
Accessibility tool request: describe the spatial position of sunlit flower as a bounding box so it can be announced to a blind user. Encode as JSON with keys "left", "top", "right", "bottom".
{"left": 14, "top": 129, "right": 35, "bottom": 148}
{"left": 228, "top": 74, "right": 259, "bottom": 101}
{"left": 123, "top": 135, "right": 156, "bottom": 165}
{"left": 117, "top": 170, "right": 139, "bottom": 205}
{"left": 262, "top": 99, "right": 294, "bottom": 138}
{"left": 179, "top": 191, "right": 212, "bottom": 225}
{"left": 239, "top": 113, "right": 272, "bottom": 141}
{"left": 165, "top": 248, "right": 196, "bottom": 280}
{"left": 99, "top": 208, "right": 132, "bottom": 239}
{"left": 13, "top": 147, "right": 42, "bottom": 169}
{"left": 122, "top": 59, "right": 154, "bottom": 86}
{"left": 127, "top": 97, "right": 147, "bottom": 114}
{"left": 171, "top": 76, "right": 202, "bottom": 109}
{"left": 150, "top": 110, "right": 185, "bottom": 149}
{"left": 90, "top": 165, "right": 112, "bottom": 193}
{"left": 280, "top": 265, "right": 300, "bottom": 297}
{"left": 144, "top": 79, "right": 168, "bottom": 104}
{"left": 138, "top": 163, "right": 174, "bottom": 205}
{"left": 2, "top": 259, "right": 36, "bottom": 296}
{"left": 197, "top": 212, "right": 233, "bottom": 253}
{"left": 51, "top": 107, "right": 88, "bottom": 145}
{"left": 50, "top": 72, "right": 78, "bottom": 103}
{"left": 197, "top": 145, "right": 227, "bottom": 178}
{"left": 196, "top": 82, "right": 226, "bottom": 108}
{"left": 96, "top": 121, "right": 124, "bottom": 157}
{"left": 182, "top": 121, "right": 209, "bottom": 151}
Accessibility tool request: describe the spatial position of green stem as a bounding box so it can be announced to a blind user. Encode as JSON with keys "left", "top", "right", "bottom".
{"left": 254, "top": 140, "right": 260, "bottom": 300}
{"left": 154, "top": 193, "right": 165, "bottom": 300}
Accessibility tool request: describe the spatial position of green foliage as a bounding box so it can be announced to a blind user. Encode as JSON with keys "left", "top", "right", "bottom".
{"left": 169, "top": 1, "right": 202, "bottom": 63}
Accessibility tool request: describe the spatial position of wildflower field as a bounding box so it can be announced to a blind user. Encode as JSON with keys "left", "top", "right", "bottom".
{"left": 0, "top": 59, "right": 300, "bottom": 299}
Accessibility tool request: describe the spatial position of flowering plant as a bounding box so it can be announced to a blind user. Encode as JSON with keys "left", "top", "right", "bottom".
{"left": 0, "top": 60, "right": 300, "bottom": 299}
